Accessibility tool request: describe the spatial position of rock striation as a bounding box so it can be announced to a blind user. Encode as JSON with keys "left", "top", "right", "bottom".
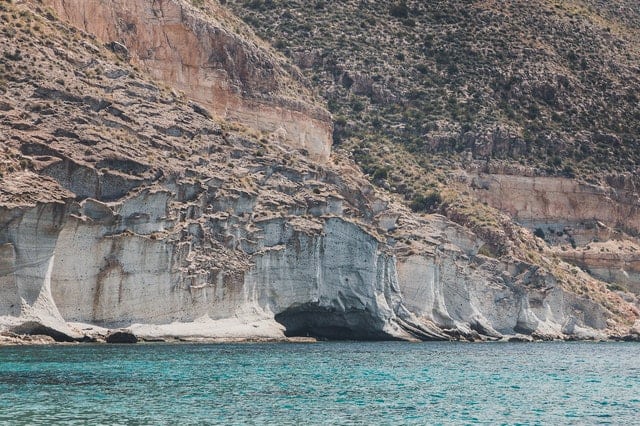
{"left": 470, "top": 174, "right": 640, "bottom": 234}
{"left": 2, "top": 171, "right": 623, "bottom": 342}
{"left": 0, "top": 0, "right": 637, "bottom": 343}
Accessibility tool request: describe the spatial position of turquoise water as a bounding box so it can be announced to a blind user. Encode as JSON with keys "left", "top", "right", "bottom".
{"left": 0, "top": 342, "right": 638, "bottom": 425}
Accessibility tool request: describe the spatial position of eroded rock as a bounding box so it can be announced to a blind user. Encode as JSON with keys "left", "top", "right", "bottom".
{"left": 0, "top": 0, "right": 637, "bottom": 343}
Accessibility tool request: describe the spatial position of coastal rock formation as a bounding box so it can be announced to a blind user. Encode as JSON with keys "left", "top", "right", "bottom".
{"left": 470, "top": 174, "right": 640, "bottom": 234}
{"left": 1, "top": 179, "right": 620, "bottom": 342}
{"left": 223, "top": 0, "right": 640, "bottom": 316}
{"left": 43, "top": 0, "right": 332, "bottom": 161}
{"left": 0, "top": 0, "right": 637, "bottom": 343}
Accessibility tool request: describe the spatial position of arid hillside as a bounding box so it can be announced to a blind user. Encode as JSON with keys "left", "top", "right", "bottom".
{"left": 226, "top": 0, "right": 640, "bottom": 300}
{"left": 227, "top": 0, "right": 640, "bottom": 188}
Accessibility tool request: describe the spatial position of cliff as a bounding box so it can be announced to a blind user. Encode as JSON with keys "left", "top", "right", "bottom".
{"left": 468, "top": 173, "right": 640, "bottom": 296}
{"left": 42, "top": 0, "right": 332, "bottom": 161}
{"left": 0, "top": 0, "right": 638, "bottom": 343}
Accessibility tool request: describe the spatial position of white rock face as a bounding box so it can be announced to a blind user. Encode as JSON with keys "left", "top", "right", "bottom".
{"left": 246, "top": 218, "right": 408, "bottom": 339}
{"left": 0, "top": 184, "right": 615, "bottom": 341}
{"left": 0, "top": 204, "right": 85, "bottom": 341}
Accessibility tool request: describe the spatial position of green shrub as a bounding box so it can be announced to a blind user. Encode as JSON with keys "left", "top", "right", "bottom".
{"left": 372, "top": 166, "right": 390, "bottom": 181}
{"left": 606, "top": 283, "right": 627, "bottom": 292}
{"left": 410, "top": 191, "right": 442, "bottom": 213}
{"left": 389, "top": 2, "right": 409, "bottom": 19}
{"left": 478, "top": 244, "right": 497, "bottom": 258}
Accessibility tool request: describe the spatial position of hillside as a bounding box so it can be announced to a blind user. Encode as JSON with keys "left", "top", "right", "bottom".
{"left": 227, "top": 0, "right": 639, "bottom": 189}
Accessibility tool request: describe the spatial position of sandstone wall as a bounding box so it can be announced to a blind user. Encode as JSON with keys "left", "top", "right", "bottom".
{"left": 471, "top": 174, "right": 640, "bottom": 233}
{"left": 471, "top": 174, "right": 640, "bottom": 295}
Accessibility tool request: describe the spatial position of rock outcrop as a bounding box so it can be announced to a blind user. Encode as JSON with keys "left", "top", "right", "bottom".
{"left": 0, "top": 0, "right": 637, "bottom": 343}
{"left": 42, "top": 0, "right": 332, "bottom": 161}
{"left": 1, "top": 175, "right": 623, "bottom": 342}
{"left": 470, "top": 173, "right": 640, "bottom": 297}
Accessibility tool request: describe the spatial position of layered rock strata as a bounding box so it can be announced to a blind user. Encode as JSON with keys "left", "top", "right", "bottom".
{"left": 1, "top": 173, "right": 624, "bottom": 342}
{"left": 470, "top": 174, "right": 640, "bottom": 234}
{"left": 470, "top": 173, "right": 640, "bottom": 297}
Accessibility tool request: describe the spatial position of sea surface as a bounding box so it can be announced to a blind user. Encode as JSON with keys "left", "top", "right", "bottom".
{"left": 0, "top": 341, "right": 638, "bottom": 425}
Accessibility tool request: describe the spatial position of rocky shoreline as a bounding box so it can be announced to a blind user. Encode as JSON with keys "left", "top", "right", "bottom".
{"left": 3, "top": 318, "right": 639, "bottom": 346}
{"left": 3, "top": 334, "right": 639, "bottom": 347}
{"left": 0, "top": 333, "right": 317, "bottom": 346}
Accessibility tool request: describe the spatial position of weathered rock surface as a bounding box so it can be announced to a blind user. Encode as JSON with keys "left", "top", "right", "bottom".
{"left": 470, "top": 174, "right": 640, "bottom": 233}
{"left": 43, "top": 0, "right": 332, "bottom": 161}
{"left": 1, "top": 181, "right": 623, "bottom": 342}
{"left": 0, "top": 0, "right": 637, "bottom": 344}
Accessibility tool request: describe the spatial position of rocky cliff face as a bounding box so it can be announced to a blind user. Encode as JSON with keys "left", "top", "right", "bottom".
{"left": 3, "top": 171, "right": 625, "bottom": 342}
{"left": 470, "top": 174, "right": 640, "bottom": 234}
{"left": 0, "top": 0, "right": 637, "bottom": 343}
{"left": 42, "top": 0, "right": 332, "bottom": 161}
{"left": 469, "top": 173, "right": 640, "bottom": 297}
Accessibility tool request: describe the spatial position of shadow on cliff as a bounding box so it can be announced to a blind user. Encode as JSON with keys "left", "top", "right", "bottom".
{"left": 275, "top": 303, "right": 406, "bottom": 341}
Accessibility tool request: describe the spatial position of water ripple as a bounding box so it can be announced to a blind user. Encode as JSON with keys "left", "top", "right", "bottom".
{"left": 0, "top": 342, "right": 638, "bottom": 425}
